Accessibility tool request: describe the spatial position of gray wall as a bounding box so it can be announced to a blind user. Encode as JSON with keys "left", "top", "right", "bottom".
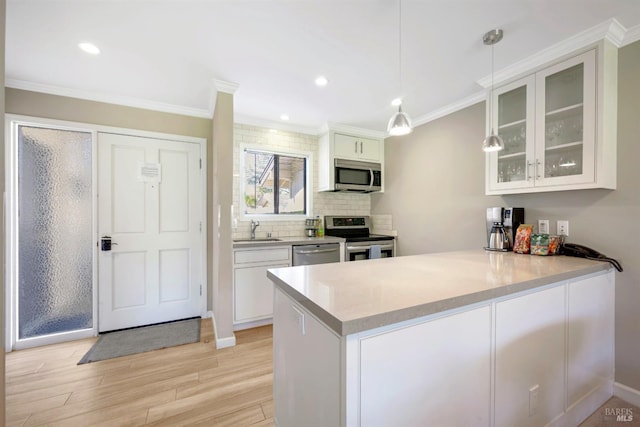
{"left": 372, "top": 40, "right": 640, "bottom": 391}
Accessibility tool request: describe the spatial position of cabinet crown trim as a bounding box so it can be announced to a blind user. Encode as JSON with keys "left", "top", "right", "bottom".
{"left": 477, "top": 19, "right": 624, "bottom": 89}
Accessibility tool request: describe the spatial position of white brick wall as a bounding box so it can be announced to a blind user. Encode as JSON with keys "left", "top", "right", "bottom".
{"left": 232, "top": 124, "right": 371, "bottom": 239}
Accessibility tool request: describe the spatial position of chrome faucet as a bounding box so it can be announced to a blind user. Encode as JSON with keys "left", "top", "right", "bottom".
{"left": 250, "top": 220, "right": 260, "bottom": 239}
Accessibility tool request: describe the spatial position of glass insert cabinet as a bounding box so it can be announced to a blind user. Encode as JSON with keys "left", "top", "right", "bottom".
{"left": 485, "top": 42, "right": 618, "bottom": 195}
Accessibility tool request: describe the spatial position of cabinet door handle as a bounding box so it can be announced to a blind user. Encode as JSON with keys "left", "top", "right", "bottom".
{"left": 527, "top": 161, "right": 533, "bottom": 181}
{"left": 360, "top": 141, "right": 363, "bottom": 153}
{"left": 354, "top": 141, "right": 358, "bottom": 153}
{"left": 536, "top": 159, "right": 542, "bottom": 179}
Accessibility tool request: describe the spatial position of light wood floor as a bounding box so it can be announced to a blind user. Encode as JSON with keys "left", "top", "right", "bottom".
{"left": 5, "top": 320, "right": 274, "bottom": 427}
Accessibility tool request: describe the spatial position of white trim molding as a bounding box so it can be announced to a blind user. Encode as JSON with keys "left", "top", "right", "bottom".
{"left": 477, "top": 18, "right": 629, "bottom": 89}
{"left": 412, "top": 91, "right": 486, "bottom": 128}
{"left": 622, "top": 24, "right": 640, "bottom": 46}
{"left": 208, "top": 310, "right": 236, "bottom": 349}
{"left": 5, "top": 79, "right": 212, "bottom": 118}
{"left": 614, "top": 382, "right": 640, "bottom": 408}
{"left": 213, "top": 79, "right": 239, "bottom": 95}
{"left": 317, "top": 122, "right": 387, "bottom": 139}
{"left": 235, "top": 114, "right": 320, "bottom": 136}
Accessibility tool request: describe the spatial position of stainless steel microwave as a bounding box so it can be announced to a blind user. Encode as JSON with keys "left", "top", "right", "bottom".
{"left": 334, "top": 159, "right": 382, "bottom": 192}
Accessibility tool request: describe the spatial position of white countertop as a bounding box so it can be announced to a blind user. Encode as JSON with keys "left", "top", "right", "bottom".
{"left": 267, "top": 250, "right": 611, "bottom": 336}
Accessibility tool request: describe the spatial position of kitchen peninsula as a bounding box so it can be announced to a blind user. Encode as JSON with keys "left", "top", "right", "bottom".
{"left": 267, "top": 250, "right": 615, "bottom": 427}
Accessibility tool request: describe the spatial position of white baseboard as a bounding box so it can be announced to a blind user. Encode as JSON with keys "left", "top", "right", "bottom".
{"left": 614, "top": 382, "right": 640, "bottom": 408}
{"left": 233, "top": 317, "right": 273, "bottom": 331}
{"left": 216, "top": 335, "right": 237, "bottom": 349}
{"left": 208, "top": 310, "right": 236, "bottom": 349}
{"left": 552, "top": 381, "right": 613, "bottom": 427}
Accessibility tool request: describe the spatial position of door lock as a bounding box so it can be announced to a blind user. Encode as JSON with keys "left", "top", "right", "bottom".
{"left": 100, "top": 236, "right": 118, "bottom": 251}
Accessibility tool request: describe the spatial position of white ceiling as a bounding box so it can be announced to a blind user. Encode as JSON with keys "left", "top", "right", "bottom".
{"left": 6, "top": 1, "right": 640, "bottom": 135}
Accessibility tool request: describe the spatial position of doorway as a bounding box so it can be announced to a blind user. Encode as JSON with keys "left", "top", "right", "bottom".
{"left": 6, "top": 117, "right": 206, "bottom": 349}
{"left": 97, "top": 133, "right": 204, "bottom": 332}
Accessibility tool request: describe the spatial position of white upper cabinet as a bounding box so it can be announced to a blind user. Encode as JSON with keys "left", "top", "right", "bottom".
{"left": 486, "top": 42, "right": 617, "bottom": 195}
{"left": 318, "top": 128, "right": 385, "bottom": 192}
{"left": 333, "top": 133, "right": 382, "bottom": 162}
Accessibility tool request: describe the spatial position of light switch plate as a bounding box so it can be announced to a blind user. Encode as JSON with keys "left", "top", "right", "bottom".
{"left": 538, "top": 220, "right": 549, "bottom": 234}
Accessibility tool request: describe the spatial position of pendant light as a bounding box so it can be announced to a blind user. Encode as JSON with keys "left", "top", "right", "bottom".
{"left": 387, "top": 0, "right": 412, "bottom": 136}
{"left": 482, "top": 29, "right": 504, "bottom": 152}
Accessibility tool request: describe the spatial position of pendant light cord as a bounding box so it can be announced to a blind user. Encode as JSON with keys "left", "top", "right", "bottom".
{"left": 490, "top": 39, "right": 494, "bottom": 134}
{"left": 398, "top": 0, "right": 403, "bottom": 101}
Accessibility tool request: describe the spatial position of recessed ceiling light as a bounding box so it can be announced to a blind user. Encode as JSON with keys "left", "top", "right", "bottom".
{"left": 280, "top": 114, "right": 289, "bottom": 121}
{"left": 78, "top": 42, "right": 100, "bottom": 55}
{"left": 391, "top": 98, "right": 402, "bottom": 107}
{"left": 315, "top": 76, "right": 329, "bottom": 87}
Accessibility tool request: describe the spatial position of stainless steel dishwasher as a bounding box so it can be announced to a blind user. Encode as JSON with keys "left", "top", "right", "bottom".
{"left": 292, "top": 243, "right": 341, "bottom": 266}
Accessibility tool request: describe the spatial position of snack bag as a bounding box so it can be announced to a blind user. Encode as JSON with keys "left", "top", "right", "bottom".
{"left": 513, "top": 224, "right": 534, "bottom": 254}
{"left": 548, "top": 235, "right": 561, "bottom": 255}
{"left": 531, "top": 233, "right": 550, "bottom": 256}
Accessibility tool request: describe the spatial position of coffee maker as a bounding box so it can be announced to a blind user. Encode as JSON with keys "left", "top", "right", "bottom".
{"left": 485, "top": 207, "right": 525, "bottom": 251}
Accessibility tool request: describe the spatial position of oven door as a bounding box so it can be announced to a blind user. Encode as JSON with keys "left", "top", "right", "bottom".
{"left": 345, "top": 242, "right": 394, "bottom": 261}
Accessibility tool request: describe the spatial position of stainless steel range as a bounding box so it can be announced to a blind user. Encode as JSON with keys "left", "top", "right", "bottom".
{"left": 324, "top": 215, "right": 395, "bottom": 262}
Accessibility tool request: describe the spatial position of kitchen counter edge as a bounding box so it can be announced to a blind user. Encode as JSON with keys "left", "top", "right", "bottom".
{"left": 232, "top": 236, "right": 345, "bottom": 249}
{"left": 266, "top": 251, "right": 611, "bottom": 336}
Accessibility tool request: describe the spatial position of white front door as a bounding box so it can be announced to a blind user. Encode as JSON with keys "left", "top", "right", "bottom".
{"left": 98, "top": 133, "right": 203, "bottom": 332}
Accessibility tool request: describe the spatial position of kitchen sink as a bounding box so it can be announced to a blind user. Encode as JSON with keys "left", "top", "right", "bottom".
{"left": 233, "top": 238, "right": 282, "bottom": 243}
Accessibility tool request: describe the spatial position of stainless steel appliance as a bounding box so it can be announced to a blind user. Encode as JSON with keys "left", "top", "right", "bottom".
{"left": 333, "top": 159, "right": 382, "bottom": 193}
{"left": 292, "top": 243, "right": 340, "bottom": 266}
{"left": 324, "top": 215, "right": 395, "bottom": 261}
{"left": 485, "top": 207, "right": 524, "bottom": 251}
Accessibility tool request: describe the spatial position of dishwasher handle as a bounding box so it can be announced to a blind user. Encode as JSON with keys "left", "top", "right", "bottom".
{"left": 294, "top": 247, "right": 340, "bottom": 255}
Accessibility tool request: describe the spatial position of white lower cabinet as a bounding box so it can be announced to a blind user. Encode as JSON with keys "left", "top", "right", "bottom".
{"left": 495, "top": 285, "right": 567, "bottom": 426}
{"left": 273, "top": 288, "right": 341, "bottom": 427}
{"left": 567, "top": 273, "right": 615, "bottom": 423}
{"left": 272, "top": 270, "right": 614, "bottom": 427}
{"left": 233, "top": 246, "right": 290, "bottom": 329}
{"left": 359, "top": 306, "right": 491, "bottom": 427}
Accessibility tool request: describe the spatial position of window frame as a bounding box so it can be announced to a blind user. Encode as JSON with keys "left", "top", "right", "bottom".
{"left": 239, "top": 144, "right": 313, "bottom": 222}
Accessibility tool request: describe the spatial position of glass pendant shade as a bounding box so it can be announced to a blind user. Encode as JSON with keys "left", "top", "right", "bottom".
{"left": 387, "top": 105, "right": 413, "bottom": 136}
{"left": 482, "top": 129, "right": 504, "bottom": 152}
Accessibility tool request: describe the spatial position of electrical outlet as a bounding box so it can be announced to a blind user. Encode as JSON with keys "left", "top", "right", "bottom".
{"left": 557, "top": 220, "right": 569, "bottom": 236}
{"left": 538, "top": 220, "right": 549, "bottom": 234}
{"left": 529, "top": 384, "right": 539, "bottom": 416}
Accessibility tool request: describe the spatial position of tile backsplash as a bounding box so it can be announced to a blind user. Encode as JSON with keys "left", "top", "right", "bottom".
{"left": 232, "top": 124, "right": 371, "bottom": 239}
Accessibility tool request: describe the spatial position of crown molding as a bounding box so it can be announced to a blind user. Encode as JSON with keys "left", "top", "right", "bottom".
{"left": 622, "top": 24, "right": 640, "bottom": 46}
{"left": 477, "top": 18, "right": 626, "bottom": 88}
{"left": 318, "top": 122, "right": 388, "bottom": 139}
{"left": 411, "top": 91, "right": 486, "bottom": 128}
{"left": 213, "top": 79, "right": 239, "bottom": 94}
{"left": 6, "top": 78, "right": 212, "bottom": 118}
{"left": 234, "top": 114, "right": 320, "bottom": 136}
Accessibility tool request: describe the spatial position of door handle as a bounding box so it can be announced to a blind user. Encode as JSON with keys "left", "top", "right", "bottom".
{"left": 100, "top": 235, "right": 118, "bottom": 251}
{"left": 360, "top": 141, "right": 363, "bottom": 153}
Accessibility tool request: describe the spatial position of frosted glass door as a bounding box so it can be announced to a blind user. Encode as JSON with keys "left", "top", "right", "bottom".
{"left": 497, "top": 85, "right": 528, "bottom": 183}
{"left": 536, "top": 49, "right": 596, "bottom": 186}
{"left": 17, "top": 126, "right": 93, "bottom": 340}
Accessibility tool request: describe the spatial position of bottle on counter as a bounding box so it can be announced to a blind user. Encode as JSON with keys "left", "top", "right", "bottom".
{"left": 316, "top": 215, "right": 324, "bottom": 237}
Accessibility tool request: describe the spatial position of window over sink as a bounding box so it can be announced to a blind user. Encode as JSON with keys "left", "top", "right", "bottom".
{"left": 241, "top": 146, "right": 313, "bottom": 220}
